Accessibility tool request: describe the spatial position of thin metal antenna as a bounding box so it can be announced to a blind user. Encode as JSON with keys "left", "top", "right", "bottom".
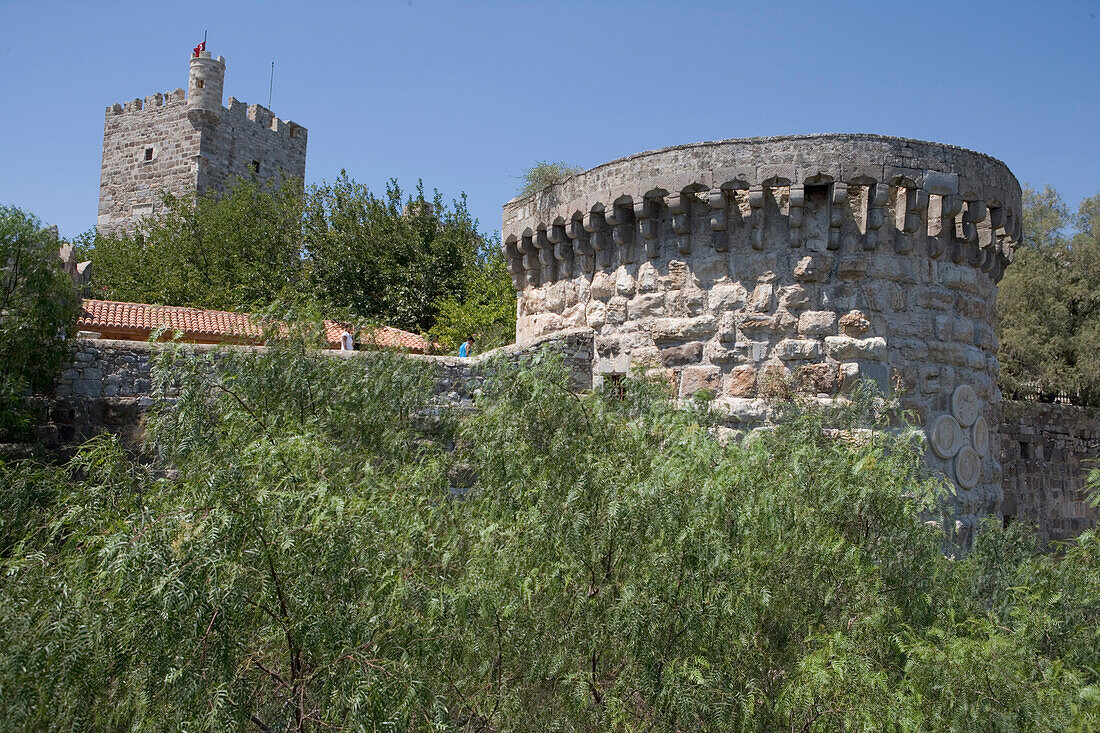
{"left": 268, "top": 61, "right": 274, "bottom": 108}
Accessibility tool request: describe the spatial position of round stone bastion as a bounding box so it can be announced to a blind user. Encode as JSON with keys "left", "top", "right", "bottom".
{"left": 501, "top": 134, "right": 1022, "bottom": 530}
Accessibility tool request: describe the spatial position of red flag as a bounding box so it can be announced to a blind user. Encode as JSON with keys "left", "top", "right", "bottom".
{"left": 192, "top": 41, "right": 206, "bottom": 57}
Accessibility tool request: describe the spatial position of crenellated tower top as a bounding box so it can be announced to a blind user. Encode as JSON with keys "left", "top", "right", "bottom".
{"left": 188, "top": 50, "right": 226, "bottom": 115}
{"left": 502, "top": 135, "right": 1021, "bottom": 294}
{"left": 500, "top": 135, "right": 1022, "bottom": 541}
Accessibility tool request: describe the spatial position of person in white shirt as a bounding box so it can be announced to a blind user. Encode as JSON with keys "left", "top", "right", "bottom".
{"left": 339, "top": 325, "right": 355, "bottom": 351}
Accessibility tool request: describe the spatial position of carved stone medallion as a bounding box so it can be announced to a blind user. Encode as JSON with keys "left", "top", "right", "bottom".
{"left": 955, "top": 446, "right": 981, "bottom": 489}
{"left": 951, "top": 384, "right": 980, "bottom": 427}
{"left": 929, "top": 414, "right": 963, "bottom": 459}
{"left": 971, "top": 415, "right": 989, "bottom": 457}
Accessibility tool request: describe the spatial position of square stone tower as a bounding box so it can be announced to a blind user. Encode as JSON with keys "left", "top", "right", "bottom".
{"left": 97, "top": 50, "right": 308, "bottom": 236}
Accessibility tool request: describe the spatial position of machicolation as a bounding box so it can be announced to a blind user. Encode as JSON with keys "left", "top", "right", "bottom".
{"left": 502, "top": 134, "right": 1022, "bottom": 537}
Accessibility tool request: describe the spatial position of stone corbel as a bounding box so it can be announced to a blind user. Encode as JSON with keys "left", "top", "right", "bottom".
{"left": 788, "top": 184, "right": 804, "bottom": 248}
{"left": 583, "top": 210, "right": 611, "bottom": 269}
{"left": 982, "top": 206, "right": 1005, "bottom": 273}
{"left": 502, "top": 236, "right": 526, "bottom": 290}
{"left": 535, "top": 228, "right": 557, "bottom": 282}
{"left": 748, "top": 185, "right": 765, "bottom": 250}
{"left": 668, "top": 193, "right": 693, "bottom": 255}
{"left": 548, "top": 220, "right": 574, "bottom": 278}
{"left": 902, "top": 188, "right": 929, "bottom": 232}
{"left": 518, "top": 231, "right": 541, "bottom": 287}
{"left": 827, "top": 182, "right": 847, "bottom": 250}
{"left": 634, "top": 197, "right": 660, "bottom": 258}
{"left": 960, "top": 200, "right": 987, "bottom": 266}
{"left": 895, "top": 187, "right": 926, "bottom": 254}
{"left": 934, "top": 194, "right": 963, "bottom": 261}
{"left": 864, "top": 183, "right": 889, "bottom": 251}
{"left": 708, "top": 189, "right": 729, "bottom": 252}
{"left": 604, "top": 200, "right": 635, "bottom": 265}
{"left": 567, "top": 216, "right": 594, "bottom": 275}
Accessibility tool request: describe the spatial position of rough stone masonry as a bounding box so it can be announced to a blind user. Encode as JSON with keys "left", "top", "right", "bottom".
{"left": 501, "top": 134, "right": 1023, "bottom": 542}
{"left": 97, "top": 50, "right": 307, "bottom": 236}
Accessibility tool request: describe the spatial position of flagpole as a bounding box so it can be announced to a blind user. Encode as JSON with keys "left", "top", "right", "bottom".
{"left": 268, "top": 62, "right": 274, "bottom": 108}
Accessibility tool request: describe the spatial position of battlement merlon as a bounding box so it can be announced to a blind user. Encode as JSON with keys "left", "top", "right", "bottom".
{"left": 502, "top": 134, "right": 1022, "bottom": 288}
{"left": 106, "top": 89, "right": 187, "bottom": 116}
{"left": 225, "top": 98, "right": 308, "bottom": 140}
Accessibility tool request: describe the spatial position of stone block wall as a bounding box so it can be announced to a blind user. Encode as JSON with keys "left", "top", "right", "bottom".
{"left": 501, "top": 134, "right": 1022, "bottom": 538}
{"left": 97, "top": 91, "right": 197, "bottom": 233}
{"left": 197, "top": 98, "right": 307, "bottom": 194}
{"left": 1001, "top": 400, "right": 1099, "bottom": 543}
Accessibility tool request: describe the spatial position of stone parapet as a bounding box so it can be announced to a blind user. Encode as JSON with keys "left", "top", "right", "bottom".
{"left": 1001, "top": 400, "right": 1100, "bottom": 544}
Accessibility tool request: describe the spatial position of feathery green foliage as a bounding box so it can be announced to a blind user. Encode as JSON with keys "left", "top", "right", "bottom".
{"left": 1, "top": 341, "right": 1098, "bottom": 730}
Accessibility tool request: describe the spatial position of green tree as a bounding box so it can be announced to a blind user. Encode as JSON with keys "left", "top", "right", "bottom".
{"left": 0, "top": 206, "right": 80, "bottom": 437}
{"left": 518, "top": 160, "right": 584, "bottom": 197}
{"left": 429, "top": 233, "right": 517, "bottom": 351}
{"left": 2, "top": 341, "right": 1099, "bottom": 730}
{"left": 998, "top": 186, "right": 1100, "bottom": 402}
{"left": 89, "top": 177, "right": 305, "bottom": 311}
{"left": 304, "top": 173, "right": 480, "bottom": 334}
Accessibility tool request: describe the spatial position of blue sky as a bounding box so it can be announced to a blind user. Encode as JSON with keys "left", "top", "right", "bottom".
{"left": 2, "top": 0, "right": 1098, "bottom": 239}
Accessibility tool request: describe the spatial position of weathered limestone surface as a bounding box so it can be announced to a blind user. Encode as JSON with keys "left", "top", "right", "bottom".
{"left": 501, "top": 134, "right": 1023, "bottom": 535}
{"left": 97, "top": 51, "right": 307, "bottom": 235}
{"left": 1001, "top": 401, "right": 1100, "bottom": 543}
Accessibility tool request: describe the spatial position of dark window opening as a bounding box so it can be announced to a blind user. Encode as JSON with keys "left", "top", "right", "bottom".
{"left": 144, "top": 147, "right": 153, "bottom": 161}
{"left": 606, "top": 374, "right": 626, "bottom": 401}
{"left": 1020, "top": 441, "right": 1030, "bottom": 460}
{"left": 197, "top": 79, "right": 205, "bottom": 89}
{"left": 1003, "top": 514, "right": 1015, "bottom": 529}
{"left": 251, "top": 160, "right": 261, "bottom": 174}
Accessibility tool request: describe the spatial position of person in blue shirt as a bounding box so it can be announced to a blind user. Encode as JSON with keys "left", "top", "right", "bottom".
{"left": 458, "top": 336, "right": 474, "bottom": 358}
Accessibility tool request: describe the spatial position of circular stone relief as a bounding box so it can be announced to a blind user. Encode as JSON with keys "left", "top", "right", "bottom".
{"left": 971, "top": 415, "right": 989, "bottom": 457}
{"left": 951, "top": 384, "right": 980, "bottom": 427}
{"left": 929, "top": 414, "right": 963, "bottom": 459}
{"left": 955, "top": 446, "right": 981, "bottom": 489}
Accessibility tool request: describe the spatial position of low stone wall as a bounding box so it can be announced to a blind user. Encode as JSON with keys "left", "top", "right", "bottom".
{"left": 1000, "top": 400, "right": 1099, "bottom": 543}
{"left": 32, "top": 330, "right": 595, "bottom": 456}
{"left": 26, "top": 335, "right": 1100, "bottom": 546}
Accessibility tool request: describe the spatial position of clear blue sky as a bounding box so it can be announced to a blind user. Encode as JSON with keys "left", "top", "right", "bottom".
{"left": 2, "top": 0, "right": 1097, "bottom": 239}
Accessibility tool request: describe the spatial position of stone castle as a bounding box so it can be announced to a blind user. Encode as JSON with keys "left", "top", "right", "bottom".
{"left": 501, "top": 135, "right": 1023, "bottom": 536}
{"left": 37, "top": 63, "right": 1093, "bottom": 545}
{"left": 97, "top": 50, "right": 307, "bottom": 235}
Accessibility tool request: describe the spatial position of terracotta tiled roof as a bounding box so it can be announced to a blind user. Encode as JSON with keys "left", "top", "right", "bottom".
{"left": 79, "top": 299, "right": 262, "bottom": 340}
{"left": 78, "top": 299, "right": 432, "bottom": 353}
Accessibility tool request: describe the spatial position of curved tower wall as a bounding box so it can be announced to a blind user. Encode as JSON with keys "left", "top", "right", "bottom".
{"left": 501, "top": 134, "right": 1021, "bottom": 533}
{"left": 187, "top": 52, "right": 226, "bottom": 113}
